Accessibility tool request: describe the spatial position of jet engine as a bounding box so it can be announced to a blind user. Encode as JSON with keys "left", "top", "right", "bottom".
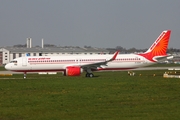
{"left": 64, "top": 66, "right": 83, "bottom": 76}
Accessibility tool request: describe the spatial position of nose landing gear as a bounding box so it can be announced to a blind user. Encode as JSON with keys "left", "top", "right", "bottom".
{"left": 24, "top": 72, "right": 27, "bottom": 79}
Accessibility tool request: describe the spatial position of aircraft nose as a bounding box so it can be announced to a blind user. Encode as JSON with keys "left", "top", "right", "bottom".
{"left": 5, "top": 64, "right": 10, "bottom": 70}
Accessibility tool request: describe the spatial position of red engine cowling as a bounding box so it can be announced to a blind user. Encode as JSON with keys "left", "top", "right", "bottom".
{"left": 65, "top": 66, "right": 83, "bottom": 76}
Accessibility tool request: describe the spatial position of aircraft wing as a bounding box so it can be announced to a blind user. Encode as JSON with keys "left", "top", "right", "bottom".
{"left": 80, "top": 51, "right": 119, "bottom": 69}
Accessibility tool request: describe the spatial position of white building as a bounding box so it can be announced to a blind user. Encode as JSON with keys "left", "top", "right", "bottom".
{"left": 0, "top": 46, "right": 109, "bottom": 65}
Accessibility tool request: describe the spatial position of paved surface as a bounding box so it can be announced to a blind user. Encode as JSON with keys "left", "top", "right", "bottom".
{"left": 135, "top": 67, "right": 180, "bottom": 70}
{"left": 0, "top": 71, "right": 34, "bottom": 74}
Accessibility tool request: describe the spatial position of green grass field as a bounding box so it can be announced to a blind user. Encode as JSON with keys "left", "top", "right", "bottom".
{"left": 0, "top": 70, "right": 180, "bottom": 120}
{"left": 0, "top": 66, "right": 6, "bottom": 71}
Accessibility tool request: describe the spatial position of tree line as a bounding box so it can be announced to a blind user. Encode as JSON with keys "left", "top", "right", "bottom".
{"left": 107, "top": 46, "right": 180, "bottom": 54}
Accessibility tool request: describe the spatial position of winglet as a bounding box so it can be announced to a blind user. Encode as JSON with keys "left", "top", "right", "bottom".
{"left": 110, "top": 51, "right": 119, "bottom": 61}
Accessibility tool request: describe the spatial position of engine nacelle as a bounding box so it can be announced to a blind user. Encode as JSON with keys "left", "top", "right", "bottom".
{"left": 65, "top": 66, "right": 83, "bottom": 76}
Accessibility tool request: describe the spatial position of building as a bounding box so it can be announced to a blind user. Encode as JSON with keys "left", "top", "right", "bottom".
{"left": 0, "top": 46, "right": 109, "bottom": 65}
{"left": 0, "top": 48, "right": 9, "bottom": 66}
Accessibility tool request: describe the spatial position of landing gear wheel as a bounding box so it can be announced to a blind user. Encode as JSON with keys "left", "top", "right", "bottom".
{"left": 85, "top": 73, "right": 94, "bottom": 78}
{"left": 86, "top": 73, "right": 90, "bottom": 77}
{"left": 89, "top": 73, "right": 94, "bottom": 78}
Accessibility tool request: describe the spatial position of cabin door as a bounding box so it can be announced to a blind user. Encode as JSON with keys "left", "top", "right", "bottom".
{"left": 22, "top": 58, "right": 27, "bottom": 66}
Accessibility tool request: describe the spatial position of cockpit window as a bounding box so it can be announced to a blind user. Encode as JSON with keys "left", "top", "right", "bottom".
{"left": 10, "top": 60, "right": 17, "bottom": 63}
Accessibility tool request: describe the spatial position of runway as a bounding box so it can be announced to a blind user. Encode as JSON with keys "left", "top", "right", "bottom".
{"left": 135, "top": 66, "right": 180, "bottom": 71}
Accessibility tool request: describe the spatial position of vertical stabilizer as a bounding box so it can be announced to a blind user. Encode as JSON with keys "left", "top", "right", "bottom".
{"left": 138, "top": 30, "right": 171, "bottom": 62}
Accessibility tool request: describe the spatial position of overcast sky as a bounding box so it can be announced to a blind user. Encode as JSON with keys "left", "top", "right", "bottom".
{"left": 0, "top": 0, "right": 180, "bottom": 49}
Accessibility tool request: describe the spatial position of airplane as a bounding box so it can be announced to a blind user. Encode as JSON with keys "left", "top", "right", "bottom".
{"left": 5, "top": 30, "right": 171, "bottom": 78}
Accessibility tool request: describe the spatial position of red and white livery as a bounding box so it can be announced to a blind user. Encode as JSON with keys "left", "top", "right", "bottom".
{"left": 5, "top": 30, "right": 171, "bottom": 78}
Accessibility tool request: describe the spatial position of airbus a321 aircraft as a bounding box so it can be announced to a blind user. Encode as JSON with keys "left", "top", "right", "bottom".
{"left": 5, "top": 30, "right": 171, "bottom": 78}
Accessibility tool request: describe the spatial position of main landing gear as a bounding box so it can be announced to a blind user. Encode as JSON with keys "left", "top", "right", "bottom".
{"left": 85, "top": 73, "right": 94, "bottom": 78}
{"left": 85, "top": 69, "right": 94, "bottom": 78}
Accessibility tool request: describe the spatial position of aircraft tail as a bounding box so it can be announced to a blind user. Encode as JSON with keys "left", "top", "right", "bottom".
{"left": 138, "top": 30, "right": 171, "bottom": 62}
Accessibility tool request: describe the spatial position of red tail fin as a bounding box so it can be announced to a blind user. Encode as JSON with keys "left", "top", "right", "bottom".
{"left": 139, "top": 30, "right": 171, "bottom": 62}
